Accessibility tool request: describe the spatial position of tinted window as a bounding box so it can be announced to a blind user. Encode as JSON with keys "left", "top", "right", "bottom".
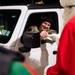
{"left": 0, "top": 10, "right": 21, "bottom": 43}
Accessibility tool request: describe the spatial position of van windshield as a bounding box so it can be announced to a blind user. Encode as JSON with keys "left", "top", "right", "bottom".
{"left": 0, "top": 10, "right": 21, "bottom": 43}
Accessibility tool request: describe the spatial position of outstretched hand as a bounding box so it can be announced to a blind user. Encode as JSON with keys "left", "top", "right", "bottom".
{"left": 40, "top": 31, "right": 48, "bottom": 38}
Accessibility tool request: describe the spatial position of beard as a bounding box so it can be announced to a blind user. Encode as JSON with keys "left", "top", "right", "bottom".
{"left": 60, "top": 0, "right": 75, "bottom": 7}
{"left": 62, "top": 7, "right": 75, "bottom": 25}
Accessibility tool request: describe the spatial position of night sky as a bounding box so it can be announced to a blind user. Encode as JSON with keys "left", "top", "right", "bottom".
{"left": 0, "top": 0, "right": 60, "bottom": 5}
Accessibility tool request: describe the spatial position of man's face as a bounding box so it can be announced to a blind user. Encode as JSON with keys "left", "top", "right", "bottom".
{"left": 40, "top": 21, "right": 51, "bottom": 31}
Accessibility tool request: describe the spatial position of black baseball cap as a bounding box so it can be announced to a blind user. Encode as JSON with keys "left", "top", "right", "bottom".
{"left": 41, "top": 16, "right": 53, "bottom": 25}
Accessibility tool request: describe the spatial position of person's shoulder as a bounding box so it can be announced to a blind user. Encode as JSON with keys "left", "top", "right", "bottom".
{"left": 27, "top": 25, "right": 39, "bottom": 32}
{"left": 10, "top": 61, "right": 31, "bottom": 75}
{"left": 48, "top": 29, "right": 57, "bottom": 34}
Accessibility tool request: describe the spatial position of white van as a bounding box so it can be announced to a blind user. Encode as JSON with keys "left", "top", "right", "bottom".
{"left": 0, "top": 4, "right": 64, "bottom": 75}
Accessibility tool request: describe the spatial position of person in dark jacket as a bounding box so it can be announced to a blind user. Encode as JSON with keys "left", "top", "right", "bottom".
{"left": 26, "top": 16, "right": 57, "bottom": 44}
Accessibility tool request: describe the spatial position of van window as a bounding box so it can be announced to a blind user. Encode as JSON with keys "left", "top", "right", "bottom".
{"left": 0, "top": 10, "right": 21, "bottom": 43}
{"left": 25, "top": 12, "right": 59, "bottom": 33}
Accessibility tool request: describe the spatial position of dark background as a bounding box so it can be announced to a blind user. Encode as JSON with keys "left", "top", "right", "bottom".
{"left": 0, "top": 0, "right": 60, "bottom": 5}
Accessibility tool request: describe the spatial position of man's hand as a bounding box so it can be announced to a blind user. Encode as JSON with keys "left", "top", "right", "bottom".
{"left": 40, "top": 31, "right": 48, "bottom": 39}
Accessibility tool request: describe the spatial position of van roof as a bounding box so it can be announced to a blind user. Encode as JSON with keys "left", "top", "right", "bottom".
{"left": 0, "top": 3, "right": 63, "bottom": 9}
{"left": 27, "top": 4, "right": 63, "bottom": 9}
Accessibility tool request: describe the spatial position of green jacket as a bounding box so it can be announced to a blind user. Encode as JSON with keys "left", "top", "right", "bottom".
{"left": 10, "top": 61, "right": 31, "bottom": 75}
{"left": 10, "top": 61, "right": 38, "bottom": 75}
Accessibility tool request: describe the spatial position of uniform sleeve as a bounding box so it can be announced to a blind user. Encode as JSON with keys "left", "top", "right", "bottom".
{"left": 10, "top": 61, "right": 31, "bottom": 75}
{"left": 45, "top": 29, "right": 57, "bottom": 44}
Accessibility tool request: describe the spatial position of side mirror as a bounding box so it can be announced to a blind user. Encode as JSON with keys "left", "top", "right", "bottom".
{"left": 23, "top": 32, "right": 40, "bottom": 48}
{"left": 19, "top": 32, "right": 40, "bottom": 53}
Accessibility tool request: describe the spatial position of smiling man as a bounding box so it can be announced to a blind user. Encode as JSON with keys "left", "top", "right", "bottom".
{"left": 27, "top": 15, "right": 57, "bottom": 44}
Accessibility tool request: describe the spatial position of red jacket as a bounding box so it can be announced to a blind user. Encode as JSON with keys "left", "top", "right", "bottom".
{"left": 46, "top": 16, "right": 75, "bottom": 75}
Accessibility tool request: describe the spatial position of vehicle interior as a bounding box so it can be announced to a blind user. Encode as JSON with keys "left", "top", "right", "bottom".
{"left": 25, "top": 12, "right": 59, "bottom": 33}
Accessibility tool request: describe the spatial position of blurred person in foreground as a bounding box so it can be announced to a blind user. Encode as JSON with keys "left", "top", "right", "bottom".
{"left": 0, "top": 46, "right": 38, "bottom": 75}
{"left": 46, "top": 0, "right": 75, "bottom": 75}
